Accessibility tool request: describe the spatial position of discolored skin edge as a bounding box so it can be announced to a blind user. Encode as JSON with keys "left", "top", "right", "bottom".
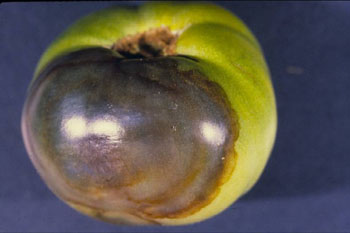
{"left": 164, "top": 24, "right": 277, "bottom": 225}
{"left": 27, "top": 2, "right": 277, "bottom": 225}
{"left": 131, "top": 57, "right": 240, "bottom": 220}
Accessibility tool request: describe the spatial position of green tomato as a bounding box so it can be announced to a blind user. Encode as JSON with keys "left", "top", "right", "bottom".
{"left": 22, "top": 2, "right": 277, "bottom": 225}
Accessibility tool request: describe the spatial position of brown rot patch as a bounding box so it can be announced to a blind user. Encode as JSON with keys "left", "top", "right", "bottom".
{"left": 23, "top": 47, "right": 240, "bottom": 224}
{"left": 111, "top": 26, "right": 178, "bottom": 58}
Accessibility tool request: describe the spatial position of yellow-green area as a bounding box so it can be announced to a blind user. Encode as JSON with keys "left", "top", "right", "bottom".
{"left": 34, "top": 2, "right": 259, "bottom": 77}
{"left": 33, "top": 2, "right": 277, "bottom": 225}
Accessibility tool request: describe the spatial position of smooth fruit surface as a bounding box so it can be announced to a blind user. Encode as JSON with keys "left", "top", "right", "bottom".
{"left": 22, "top": 2, "right": 277, "bottom": 225}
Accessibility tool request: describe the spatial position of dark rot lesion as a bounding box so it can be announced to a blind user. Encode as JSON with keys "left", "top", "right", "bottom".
{"left": 22, "top": 47, "right": 239, "bottom": 224}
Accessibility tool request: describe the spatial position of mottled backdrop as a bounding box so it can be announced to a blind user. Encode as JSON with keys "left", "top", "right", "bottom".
{"left": 1, "top": 1, "right": 349, "bottom": 232}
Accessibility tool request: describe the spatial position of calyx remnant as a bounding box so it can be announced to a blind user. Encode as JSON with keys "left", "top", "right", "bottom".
{"left": 111, "top": 26, "right": 178, "bottom": 58}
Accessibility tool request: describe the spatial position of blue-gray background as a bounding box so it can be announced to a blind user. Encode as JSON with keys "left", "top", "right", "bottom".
{"left": 1, "top": 1, "right": 349, "bottom": 232}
